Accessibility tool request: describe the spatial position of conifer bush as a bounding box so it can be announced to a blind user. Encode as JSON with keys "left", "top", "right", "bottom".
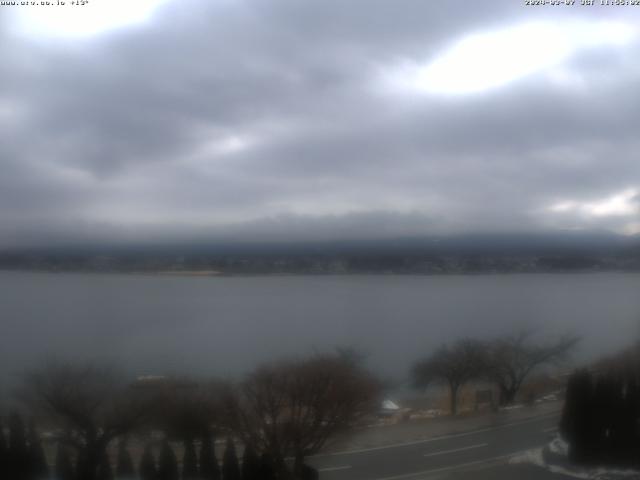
{"left": 27, "top": 420, "right": 49, "bottom": 480}
{"left": 8, "top": 412, "right": 30, "bottom": 480}
{"left": 55, "top": 444, "right": 75, "bottom": 480}
{"left": 182, "top": 439, "right": 198, "bottom": 480}
{"left": 158, "top": 440, "right": 179, "bottom": 480}
{"left": 561, "top": 369, "right": 640, "bottom": 467}
{"left": 222, "top": 439, "right": 240, "bottom": 480}
{"left": 199, "top": 434, "right": 220, "bottom": 480}
{"left": 240, "top": 444, "right": 260, "bottom": 480}
{"left": 139, "top": 444, "right": 157, "bottom": 480}
{"left": 116, "top": 441, "right": 136, "bottom": 479}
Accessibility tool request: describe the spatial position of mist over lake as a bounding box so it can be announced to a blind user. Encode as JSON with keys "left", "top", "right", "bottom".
{"left": 1, "top": 271, "right": 639, "bottom": 386}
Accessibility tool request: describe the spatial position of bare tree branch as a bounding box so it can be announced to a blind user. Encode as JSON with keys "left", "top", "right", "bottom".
{"left": 412, "top": 339, "right": 486, "bottom": 415}
{"left": 227, "top": 353, "right": 381, "bottom": 479}
{"left": 483, "top": 332, "right": 579, "bottom": 405}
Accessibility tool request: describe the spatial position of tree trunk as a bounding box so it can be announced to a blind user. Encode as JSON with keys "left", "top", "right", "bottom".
{"left": 77, "top": 435, "right": 112, "bottom": 480}
{"left": 450, "top": 383, "right": 459, "bottom": 416}
{"left": 273, "top": 453, "right": 293, "bottom": 480}
{"left": 77, "top": 444, "right": 102, "bottom": 480}
{"left": 293, "top": 452, "right": 304, "bottom": 479}
{"left": 499, "top": 385, "right": 517, "bottom": 406}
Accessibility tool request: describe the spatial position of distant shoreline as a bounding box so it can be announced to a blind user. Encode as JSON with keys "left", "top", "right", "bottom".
{"left": 154, "top": 270, "right": 223, "bottom": 276}
{"left": 1, "top": 268, "right": 639, "bottom": 277}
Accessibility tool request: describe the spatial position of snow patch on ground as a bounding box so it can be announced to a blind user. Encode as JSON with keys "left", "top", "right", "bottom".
{"left": 548, "top": 436, "right": 569, "bottom": 456}
{"left": 509, "top": 435, "right": 640, "bottom": 480}
{"left": 510, "top": 446, "right": 545, "bottom": 467}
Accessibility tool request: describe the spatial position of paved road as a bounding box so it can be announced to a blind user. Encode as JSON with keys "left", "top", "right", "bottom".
{"left": 308, "top": 411, "right": 562, "bottom": 480}
{"left": 437, "top": 464, "right": 574, "bottom": 480}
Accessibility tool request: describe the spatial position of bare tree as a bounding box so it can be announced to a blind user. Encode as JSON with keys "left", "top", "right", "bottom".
{"left": 227, "top": 353, "right": 381, "bottom": 479}
{"left": 151, "top": 378, "right": 226, "bottom": 442}
{"left": 484, "top": 331, "right": 579, "bottom": 405}
{"left": 0, "top": 422, "right": 6, "bottom": 478}
{"left": 22, "top": 362, "right": 151, "bottom": 480}
{"left": 412, "top": 339, "right": 486, "bottom": 415}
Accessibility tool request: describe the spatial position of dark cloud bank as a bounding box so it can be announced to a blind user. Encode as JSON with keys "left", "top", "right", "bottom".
{"left": 0, "top": 0, "right": 639, "bottom": 249}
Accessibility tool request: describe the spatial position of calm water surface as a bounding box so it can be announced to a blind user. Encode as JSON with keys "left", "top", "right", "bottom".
{"left": 1, "top": 272, "right": 639, "bottom": 383}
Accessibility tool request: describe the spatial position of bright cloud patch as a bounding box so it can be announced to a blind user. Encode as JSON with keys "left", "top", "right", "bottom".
{"left": 14, "top": 0, "right": 170, "bottom": 38}
{"left": 549, "top": 188, "right": 639, "bottom": 218}
{"left": 397, "top": 20, "right": 636, "bottom": 94}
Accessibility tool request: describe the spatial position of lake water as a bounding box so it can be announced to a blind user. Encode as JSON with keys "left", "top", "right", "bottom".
{"left": 1, "top": 272, "right": 639, "bottom": 386}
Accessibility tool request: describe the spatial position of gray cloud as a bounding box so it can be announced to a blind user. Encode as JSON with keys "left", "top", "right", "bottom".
{"left": 1, "top": 0, "right": 639, "bottom": 247}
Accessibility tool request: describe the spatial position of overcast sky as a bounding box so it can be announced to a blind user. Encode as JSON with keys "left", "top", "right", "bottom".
{"left": 1, "top": 0, "right": 639, "bottom": 247}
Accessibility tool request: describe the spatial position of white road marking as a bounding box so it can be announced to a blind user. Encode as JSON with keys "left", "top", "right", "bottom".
{"left": 423, "top": 442, "right": 488, "bottom": 457}
{"left": 311, "top": 411, "right": 560, "bottom": 458}
{"left": 374, "top": 450, "right": 528, "bottom": 480}
{"left": 543, "top": 426, "right": 558, "bottom": 433}
{"left": 318, "top": 465, "right": 352, "bottom": 472}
